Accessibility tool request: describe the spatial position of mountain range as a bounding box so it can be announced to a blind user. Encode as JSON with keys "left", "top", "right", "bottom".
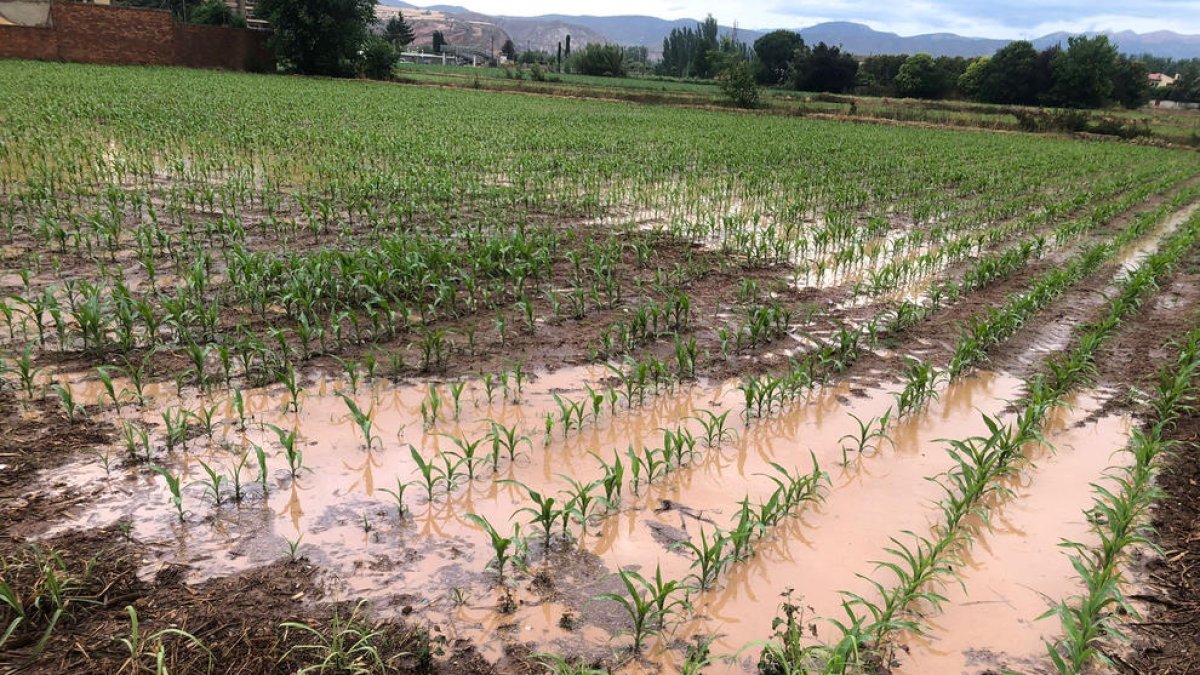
{"left": 380, "top": 1, "right": 1200, "bottom": 60}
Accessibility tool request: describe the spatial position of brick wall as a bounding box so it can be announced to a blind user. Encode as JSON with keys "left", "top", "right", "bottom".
{"left": 53, "top": 3, "right": 175, "bottom": 65}
{"left": 0, "top": 24, "right": 58, "bottom": 60}
{"left": 0, "top": 2, "right": 273, "bottom": 71}
{"left": 176, "top": 23, "right": 273, "bottom": 72}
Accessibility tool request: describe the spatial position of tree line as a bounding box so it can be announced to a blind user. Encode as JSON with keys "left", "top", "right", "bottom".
{"left": 116, "top": 0, "right": 1197, "bottom": 108}
{"left": 750, "top": 29, "right": 1156, "bottom": 109}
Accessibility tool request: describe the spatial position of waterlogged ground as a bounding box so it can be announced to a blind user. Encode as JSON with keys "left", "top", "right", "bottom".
{"left": 6, "top": 358, "right": 1137, "bottom": 674}
{"left": 3, "top": 62, "right": 1200, "bottom": 675}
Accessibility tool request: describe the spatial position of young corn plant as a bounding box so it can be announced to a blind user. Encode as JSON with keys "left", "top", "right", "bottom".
{"left": 339, "top": 394, "right": 379, "bottom": 450}
{"left": 442, "top": 433, "right": 486, "bottom": 482}
{"left": 504, "top": 481, "right": 563, "bottom": 550}
{"left": 596, "top": 565, "right": 686, "bottom": 654}
{"left": 464, "top": 513, "right": 518, "bottom": 586}
{"left": 486, "top": 421, "right": 532, "bottom": 471}
{"left": 267, "top": 424, "right": 303, "bottom": 478}
{"left": 409, "top": 445, "right": 444, "bottom": 502}
{"left": 838, "top": 412, "right": 893, "bottom": 465}
{"left": 151, "top": 465, "right": 186, "bottom": 521}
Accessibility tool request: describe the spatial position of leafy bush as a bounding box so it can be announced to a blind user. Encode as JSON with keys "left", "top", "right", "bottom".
{"left": 570, "top": 44, "right": 626, "bottom": 78}
{"left": 191, "top": 0, "right": 246, "bottom": 27}
{"left": 361, "top": 38, "right": 398, "bottom": 81}
{"left": 718, "top": 60, "right": 760, "bottom": 109}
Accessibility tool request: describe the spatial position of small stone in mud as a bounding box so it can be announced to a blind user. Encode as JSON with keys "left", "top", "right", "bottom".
{"left": 559, "top": 611, "right": 578, "bottom": 631}
{"left": 401, "top": 605, "right": 413, "bottom": 615}
{"left": 646, "top": 520, "right": 690, "bottom": 552}
{"left": 531, "top": 567, "right": 554, "bottom": 593}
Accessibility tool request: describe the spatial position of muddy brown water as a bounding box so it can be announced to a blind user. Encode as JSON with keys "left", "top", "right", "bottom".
{"left": 26, "top": 361, "right": 1133, "bottom": 673}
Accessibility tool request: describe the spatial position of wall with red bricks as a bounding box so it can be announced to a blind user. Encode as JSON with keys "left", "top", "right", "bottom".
{"left": 0, "top": 2, "right": 273, "bottom": 71}
{"left": 0, "top": 24, "right": 58, "bottom": 60}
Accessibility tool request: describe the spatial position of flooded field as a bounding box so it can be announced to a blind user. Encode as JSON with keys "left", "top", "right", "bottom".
{"left": 2, "top": 61, "right": 1200, "bottom": 675}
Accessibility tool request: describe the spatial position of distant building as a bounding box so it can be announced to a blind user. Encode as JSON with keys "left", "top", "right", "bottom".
{"left": 225, "top": 0, "right": 267, "bottom": 29}
{"left": 1148, "top": 72, "right": 1178, "bottom": 87}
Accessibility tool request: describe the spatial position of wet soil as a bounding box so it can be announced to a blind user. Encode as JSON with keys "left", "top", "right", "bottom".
{"left": 0, "top": 389, "right": 113, "bottom": 488}
{"left": 0, "top": 523, "right": 504, "bottom": 675}
{"left": 3, "top": 186, "right": 1200, "bottom": 673}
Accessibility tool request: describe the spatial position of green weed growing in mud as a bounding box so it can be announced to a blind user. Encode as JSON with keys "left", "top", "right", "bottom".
{"left": 118, "top": 605, "right": 212, "bottom": 675}
{"left": 0, "top": 546, "right": 102, "bottom": 656}
{"left": 280, "top": 600, "right": 387, "bottom": 673}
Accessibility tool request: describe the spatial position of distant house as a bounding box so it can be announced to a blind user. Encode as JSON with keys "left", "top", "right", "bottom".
{"left": 1148, "top": 72, "right": 1178, "bottom": 87}
{"left": 224, "top": 0, "right": 268, "bottom": 29}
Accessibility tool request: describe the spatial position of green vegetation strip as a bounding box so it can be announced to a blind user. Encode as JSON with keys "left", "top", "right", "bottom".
{"left": 756, "top": 209, "right": 1200, "bottom": 674}
{"left": 1043, "top": 325, "right": 1200, "bottom": 672}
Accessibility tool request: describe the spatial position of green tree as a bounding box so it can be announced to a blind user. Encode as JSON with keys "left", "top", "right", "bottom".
{"left": 432, "top": 30, "right": 447, "bottom": 54}
{"left": 501, "top": 39, "right": 517, "bottom": 61}
{"left": 1112, "top": 57, "right": 1151, "bottom": 108}
{"left": 895, "top": 53, "right": 950, "bottom": 99}
{"left": 257, "top": 0, "right": 377, "bottom": 76}
{"left": 718, "top": 58, "right": 760, "bottom": 108}
{"left": 361, "top": 37, "right": 398, "bottom": 80}
{"left": 190, "top": 0, "right": 245, "bottom": 27}
{"left": 1165, "top": 61, "right": 1200, "bottom": 102}
{"left": 958, "top": 57, "right": 989, "bottom": 99}
{"left": 975, "top": 40, "right": 1040, "bottom": 104}
{"left": 384, "top": 14, "right": 415, "bottom": 48}
{"left": 791, "top": 42, "right": 857, "bottom": 93}
{"left": 753, "top": 30, "right": 803, "bottom": 85}
{"left": 658, "top": 14, "right": 723, "bottom": 78}
{"left": 1047, "top": 35, "right": 1119, "bottom": 108}
{"left": 860, "top": 54, "right": 907, "bottom": 94}
{"left": 570, "top": 43, "right": 626, "bottom": 77}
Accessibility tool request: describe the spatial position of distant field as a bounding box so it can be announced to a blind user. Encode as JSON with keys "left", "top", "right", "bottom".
{"left": 396, "top": 61, "right": 1200, "bottom": 145}
{"left": 2, "top": 60, "right": 1200, "bottom": 675}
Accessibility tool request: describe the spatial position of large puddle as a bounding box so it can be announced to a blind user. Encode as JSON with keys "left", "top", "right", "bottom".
{"left": 28, "top": 360, "right": 1134, "bottom": 672}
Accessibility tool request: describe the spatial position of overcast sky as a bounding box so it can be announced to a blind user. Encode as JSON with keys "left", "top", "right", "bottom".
{"left": 403, "top": 1, "right": 1200, "bottom": 37}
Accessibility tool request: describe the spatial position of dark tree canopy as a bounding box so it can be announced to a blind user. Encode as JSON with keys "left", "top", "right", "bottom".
{"left": 501, "top": 39, "right": 517, "bottom": 60}
{"left": 753, "top": 30, "right": 803, "bottom": 85}
{"left": 384, "top": 14, "right": 415, "bottom": 48}
{"left": 860, "top": 54, "right": 908, "bottom": 94}
{"left": 191, "top": 0, "right": 245, "bottom": 27}
{"left": 895, "top": 53, "right": 952, "bottom": 98}
{"left": 432, "top": 31, "right": 447, "bottom": 54}
{"left": 257, "top": 0, "right": 377, "bottom": 76}
{"left": 361, "top": 37, "right": 397, "bottom": 80}
{"left": 659, "top": 14, "right": 721, "bottom": 78}
{"left": 792, "top": 42, "right": 858, "bottom": 93}
{"left": 1047, "top": 35, "right": 1119, "bottom": 108}
{"left": 1112, "top": 57, "right": 1152, "bottom": 108}
{"left": 570, "top": 43, "right": 627, "bottom": 77}
{"left": 975, "top": 40, "right": 1040, "bottom": 104}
